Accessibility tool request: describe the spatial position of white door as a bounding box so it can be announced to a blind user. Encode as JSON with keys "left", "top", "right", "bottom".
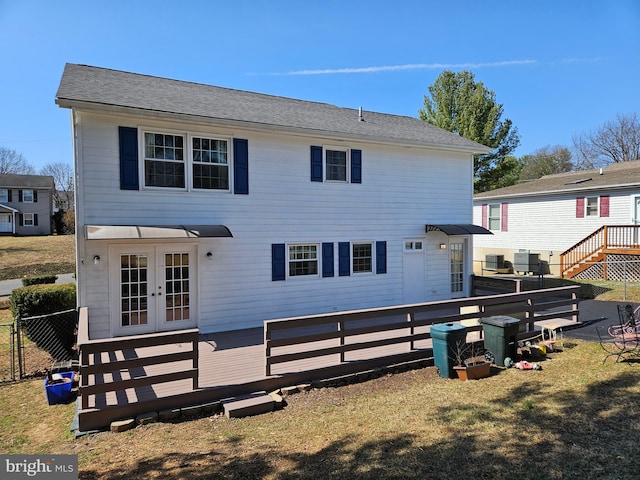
{"left": 110, "top": 244, "right": 197, "bottom": 336}
{"left": 0, "top": 213, "right": 11, "bottom": 233}
{"left": 403, "top": 239, "right": 426, "bottom": 303}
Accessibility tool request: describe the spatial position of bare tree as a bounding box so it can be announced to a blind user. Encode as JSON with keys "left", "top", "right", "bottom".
{"left": 40, "top": 162, "right": 74, "bottom": 211}
{"left": 0, "top": 147, "right": 35, "bottom": 174}
{"left": 572, "top": 113, "right": 640, "bottom": 169}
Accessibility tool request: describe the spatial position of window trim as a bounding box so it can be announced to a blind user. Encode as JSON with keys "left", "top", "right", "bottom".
{"left": 586, "top": 196, "right": 599, "bottom": 217}
{"left": 404, "top": 239, "right": 424, "bottom": 253}
{"left": 139, "top": 127, "right": 233, "bottom": 192}
{"left": 351, "top": 241, "right": 374, "bottom": 274}
{"left": 22, "top": 189, "right": 34, "bottom": 203}
{"left": 324, "top": 146, "right": 349, "bottom": 183}
{"left": 0, "top": 189, "right": 7, "bottom": 203}
{"left": 23, "top": 213, "right": 35, "bottom": 227}
{"left": 287, "top": 243, "right": 320, "bottom": 279}
{"left": 488, "top": 203, "right": 501, "bottom": 231}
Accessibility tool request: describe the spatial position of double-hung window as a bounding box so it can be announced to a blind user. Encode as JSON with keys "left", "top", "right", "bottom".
{"left": 488, "top": 204, "right": 501, "bottom": 230}
{"left": 288, "top": 244, "right": 318, "bottom": 277}
{"left": 352, "top": 242, "right": 373, "bottom": 273}
{"left": 192, "top": 136, "right": 229, "bottom": 190}
{"left": 326, "top": 148, "right": 348, "bottom": 182}
{"left": 586, "top": 197, "right": 598, "bottom": 216}
{"left": 22, "top": 189, "right": 34, "bottom": 203}
{"left": 144, "top": 132, "right": 185, "bottom": 188}
{"left": 142, "top": 130, "right": 232, "bottom": 191}
{"left": 23, "top": 213, "right": 35, "bottom": 226}
{"left": 0, "top": 189, "right": 7, "bottom": 202}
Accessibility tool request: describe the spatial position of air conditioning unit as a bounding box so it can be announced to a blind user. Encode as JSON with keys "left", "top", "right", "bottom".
{"left": 514, "top": 252, "right": 540, "bottom": 274}
{"left": 485, "top": 254, "right": 504, "bottom": 270}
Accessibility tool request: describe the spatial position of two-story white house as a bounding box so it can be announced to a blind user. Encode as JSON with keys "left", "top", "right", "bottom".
{"left": 56, "top": 64, "right": 491, "bottom": 339}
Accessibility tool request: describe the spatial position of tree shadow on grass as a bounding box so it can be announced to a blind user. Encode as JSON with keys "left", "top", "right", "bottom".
{"left": 79, "top": 370, "right": 640, "bottom": 480}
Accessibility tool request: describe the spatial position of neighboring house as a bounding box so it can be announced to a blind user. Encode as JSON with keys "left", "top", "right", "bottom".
{"left": 473, "top": 161, "right": 640, "bottom": 278}
{"left": 0, "top": 174, "right": 54, "bottom": 236}
{"left": 56, "top": 63, "right": 491, "bottom": 339}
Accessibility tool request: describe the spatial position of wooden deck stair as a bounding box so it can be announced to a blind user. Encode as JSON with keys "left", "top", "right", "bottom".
{"left": 560, "top": 225, "right": 640, "bottom": 279}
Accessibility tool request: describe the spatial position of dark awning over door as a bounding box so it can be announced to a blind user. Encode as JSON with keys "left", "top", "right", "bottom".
{"left": 426, "top": 224, "right": 492, "bottom": 235}
{"left": 85, "top": 224, "right": 233, "bottom": 240}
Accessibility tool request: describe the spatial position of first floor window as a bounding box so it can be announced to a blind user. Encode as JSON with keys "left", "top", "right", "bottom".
{"left": 586, "top": 197, "right": 598, "bottom": 216}
{"left": 289, "top": 244, "right": 318, "bottom": 276}
{"left": 488, "top": 204, "right": 501, "bottom": 230}
{"left": 352, "top": 242, "right": 373, "bottom": 273}
{"left": 144, "top": 132, "right": 185, "bottom": 188}
{"left": 326, "top": 149, "right": 348, "bottom": 181}
{"left": 23, "top": 213, "right": 34, "bottom": 226}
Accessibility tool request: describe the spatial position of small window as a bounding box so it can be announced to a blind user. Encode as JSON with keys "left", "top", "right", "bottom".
{"left": 326, "top": 149, "right": 348, "bottom": 181}
{"left": 22, "top": 190, "right": 34, "bottom": 203}
{"left": 352, "top": 242, "right": 373, "bottom": 273}
{"left": 488, "top": 204, "right": 501, "bottom": 230}
{"left": 0, "top": 189, "right": 7, "bottom": 202}
{"left": 404, "top": 240, "right": 424, "bottom": 252}
{"left": 288, "top": 245, "right": 318, "bottom": 277}
{"left": 23, "top": 213, "right": 34, "bottom": 226}
{"left": 143, "top": 132, "right": 185, "bottom": 188}
{"left": 586, "top": 197, "right": 598, "bottom": 216}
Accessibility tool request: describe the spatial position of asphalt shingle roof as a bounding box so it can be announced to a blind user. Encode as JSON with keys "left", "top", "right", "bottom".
{"left": 0, "top": 174, "right": 54, "bottom": 189}
{"left": 55, "top": 63, "right": 491, "bottom": 154}
{"left": 475, "top": 161, "right": 640, "bottom": 199}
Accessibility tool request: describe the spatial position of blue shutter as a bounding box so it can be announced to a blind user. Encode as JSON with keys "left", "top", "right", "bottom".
{"left": 322, "top": 242, "right": 334, "bottom": 277}
{"left": 272, "top": 244, "right": 286, "bottom": 281}
{"left": 351, "top": 149, "right": 362, "bottom": 184}
{"left": 234, "top": 138, "right": 249, "bottom": 194}
{"left": 119, "top": 126, "right": 139, "bottom": 190}
{"left": 338, "top": 242, "right": 350, "bottom": 276}
{"left": 376, "top": 241, "right": 387, "bottom": 274}
{"left": 311, "top": 146, "right": 323, "bottom": 182}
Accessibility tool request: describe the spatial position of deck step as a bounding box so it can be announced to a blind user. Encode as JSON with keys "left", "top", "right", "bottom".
{"left": 223, "top": 392, "right": 275, "bottom": 418}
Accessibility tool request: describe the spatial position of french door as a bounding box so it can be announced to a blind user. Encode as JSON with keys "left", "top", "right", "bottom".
{"left": 110, "top": 244, "right": 196, "bottom": 336}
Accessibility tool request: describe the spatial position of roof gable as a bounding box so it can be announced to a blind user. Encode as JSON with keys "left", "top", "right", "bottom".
{"left": 55, "top": 63, "right": 491, "bottom": 155}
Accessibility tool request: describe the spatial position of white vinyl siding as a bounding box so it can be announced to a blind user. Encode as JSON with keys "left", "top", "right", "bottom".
{"left": 75, "top": 112, "right": 475, "bottom": 337}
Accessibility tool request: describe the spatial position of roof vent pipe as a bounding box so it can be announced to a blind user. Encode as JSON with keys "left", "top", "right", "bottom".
{"left": 358, "top": 106, "right": 364, "bottom": 121}
{"left": 599, "top": 168, "right": 603, "bottom": 175}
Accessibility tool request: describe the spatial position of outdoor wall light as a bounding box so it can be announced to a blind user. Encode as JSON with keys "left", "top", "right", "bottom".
{"left": 439, "top": 243, "right": 447, "bottom": 250}
{"left": 206, "top": 251, "right": 213, "bottom": 260}
{"left": 93, "top": 255, "right": 100, "bottom": 265}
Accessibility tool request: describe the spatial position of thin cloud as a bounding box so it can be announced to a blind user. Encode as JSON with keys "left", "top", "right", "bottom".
{"left": 262, "top": 60, "right": 536, "bottom": 76}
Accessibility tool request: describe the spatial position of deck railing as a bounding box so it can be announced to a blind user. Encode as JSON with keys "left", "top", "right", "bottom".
{"left": 560, "top": 225, "right": 640, "bottom": 277}
{"left": 264, "top": 286, "right": 580, "bottom": 376}
{"left": 76, "top": 307, "right": 199, "bottom": 410}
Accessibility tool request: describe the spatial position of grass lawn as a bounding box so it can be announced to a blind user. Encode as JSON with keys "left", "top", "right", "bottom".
{"left": 1, "top": 339, "right": 639, "bottom": 479}
{"left": 0, "top": 235, "right": 76, "bottom": 281}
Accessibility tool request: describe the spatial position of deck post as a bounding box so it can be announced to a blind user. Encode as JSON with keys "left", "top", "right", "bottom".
{"left": 192, "top": 333, "right": 199, "bottom": 390}
{"left": 264, "top": 324, "right": 271, "bottom": 377}
{"left": 407, "top": 313, "right": 415, "bottom": 350}
{"left": 338, "top": 320, "right": 345, "bottom": 363}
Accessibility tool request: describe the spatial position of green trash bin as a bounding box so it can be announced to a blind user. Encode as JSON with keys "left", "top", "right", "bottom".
{"left": 431, "top": 323, "right": 467, "bottom": 378}
{"left": 480, "top": 316, "right": 520, "bottom": 366}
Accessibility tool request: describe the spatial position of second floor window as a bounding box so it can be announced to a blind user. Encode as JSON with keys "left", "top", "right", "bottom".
{"left": 0, "top": 189, "right": 7, "bottom": 202}
{"left": 143, "top": 130, "right": 231, "bottom": 191}
{"left": 326, "top": 149, "right": 348, "bottom": 181}
{"left": 586, "top": 197, "right": 598, "bottom": 216}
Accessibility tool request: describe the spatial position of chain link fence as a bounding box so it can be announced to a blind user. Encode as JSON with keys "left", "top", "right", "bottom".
{"left": 0, "top": 309, "right": 78, "bottom": 382}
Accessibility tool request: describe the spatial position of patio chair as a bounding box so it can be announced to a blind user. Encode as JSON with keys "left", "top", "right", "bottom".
{"left": 597, "top": 325, "right": 640, "bottom": 364}
{"left": 609, "top": 304, "right": 640, "bottom": 337}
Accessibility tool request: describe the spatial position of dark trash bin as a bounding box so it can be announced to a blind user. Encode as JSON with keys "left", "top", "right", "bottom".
{"left": 431, "top": 323, "right": 467, "bottom": 378}
{"left": 480, "top": 315, "right": 520, "bottom": 366}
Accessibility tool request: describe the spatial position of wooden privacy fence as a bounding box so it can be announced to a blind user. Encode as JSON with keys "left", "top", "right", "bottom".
{"left": 77, "top": 307, "right": 199, "bottom": 410}
{"left": 264, "top": 286, "right": 580, "bottom": 376}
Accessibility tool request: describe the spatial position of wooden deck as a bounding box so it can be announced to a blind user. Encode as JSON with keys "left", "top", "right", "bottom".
{"left": 76, "top": 283, "right": 582, "bottom": 432}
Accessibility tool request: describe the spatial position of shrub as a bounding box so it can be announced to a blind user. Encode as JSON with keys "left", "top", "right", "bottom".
{"left": 10, "top": 283, "right": 76, "bottom": 319}
{"left": 21, "top": 275, "right": 58, "bottom": 287}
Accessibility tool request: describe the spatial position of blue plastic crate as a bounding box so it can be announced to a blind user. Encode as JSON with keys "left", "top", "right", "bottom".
{"left": 44, "top": 371, "right": 74, "bottom": 405}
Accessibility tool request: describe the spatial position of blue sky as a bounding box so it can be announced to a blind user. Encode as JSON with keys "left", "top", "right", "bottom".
{"left": 1, "top": 0, "right": 639, "bottom": 171}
